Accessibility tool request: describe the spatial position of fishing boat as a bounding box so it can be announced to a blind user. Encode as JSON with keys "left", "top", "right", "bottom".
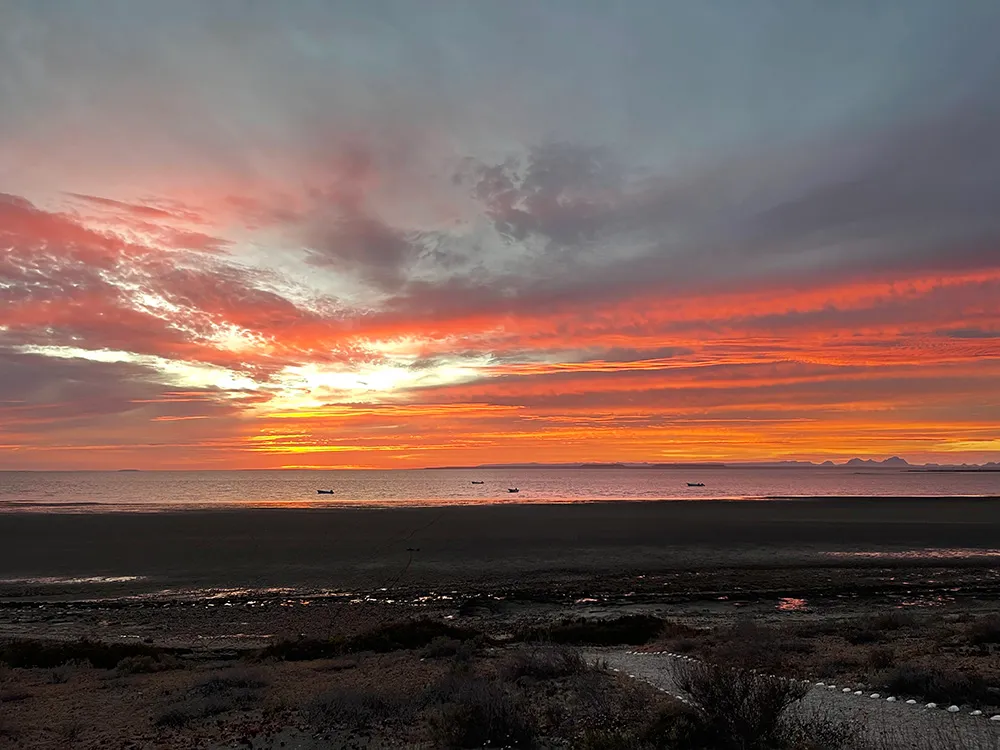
{"left": 471, "top": 481, "right": 485, "bottom": 484}
{"left": 686, "top": 482, "right": 705, "bottom": 487}
{"left": 316, "top": 489, "right": 335, "bottom": 494}
{"left": 507, "top": 487, "right": 520, "bottom": 493}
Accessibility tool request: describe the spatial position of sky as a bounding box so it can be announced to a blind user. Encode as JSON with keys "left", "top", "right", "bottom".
{"left": 1, "top": 1, "right": 999, "bottom": 470}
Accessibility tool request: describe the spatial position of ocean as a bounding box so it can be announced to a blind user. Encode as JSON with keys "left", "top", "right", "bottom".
{"left": 1, "top": 466, "right": 998, "bottom": 513}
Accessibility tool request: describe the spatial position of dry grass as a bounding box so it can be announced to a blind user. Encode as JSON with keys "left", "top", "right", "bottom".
{"left": 310, "top": 685, "right": 418, "bottom": 730}
{"left": 155, "top": 669, "right": 269, "bottom": 728}
{"left": 428, "top": 675, "right": 538, "bottom": 748}
{"left": 501, "top": 643, "right": 587, "bottom": 680}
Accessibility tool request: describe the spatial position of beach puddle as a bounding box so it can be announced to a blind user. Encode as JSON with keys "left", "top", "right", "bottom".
{"left": 777, "top": 597, "right": 808, "bottom": 612}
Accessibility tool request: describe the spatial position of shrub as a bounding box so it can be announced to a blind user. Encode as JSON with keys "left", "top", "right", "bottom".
{"left": 116, "top": 654, "right": 182, "bottom": 675}
{"left": 350, "top": 619, "right": 478, "bottom": 653}
{"left": 0, "top": 638, "right": 181, "bottom": 670}
{"left": 640, "top": 703, "right": 712, "bottom": 748}
{"left": 259, "top": 619, "right": 479, "bottom": 661}
{"left": 518, "top": 615, "right": 670, "bottom": 646}
{"left": 422, "top": 636, "right": 463, "bottom": 659}
{"left": 257, "top": 637, "right": 344, "bottom": 662}
{"left": 502, "top": 644, "right": 586, "bottom": 680}
{"left": 428, "top": 676, "right": 537, "bottom": 748}
{"left": 675, "top": 661, "right": 807, "bottom": 750}
{"left": 968, "top": 615, "right": 1000, "bottom": 645}
{"left": 779, "top": 716, "right": 861, "bottom": 750}
{"left": 193, "top": 670, "right": 267, "bottom": 695}
{"left": 311, "top": 686, "right": 415, "bottom": 729}
{"left": 844, "top": 627, "right": 881, "bottom": 645}
{"left": 881, "top": 665, "right": 992, "bottom": 705}
{"left": 866, "top": 647, "right": 895, "bottom": 670}
{"left": 870, "top": 611, "right": 916, "bottom": 631}
{"left": 155, "top": 670, "right": 268, "bottom": 727}
{"left": 713, "top": 621, "right": 786, "bottom": 671}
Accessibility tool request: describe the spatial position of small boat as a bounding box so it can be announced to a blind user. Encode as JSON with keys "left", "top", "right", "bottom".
{"left": 507, "top": 488, "right": 520, "bottom": 493}
{"left": 316, "top": 489, "right": 335, "bottom": 495}
{"left": 687, "top": 482, "right": 705, "bottom": 487}
{"left": 471, "top": 481, "right": 485, "bottom": 484}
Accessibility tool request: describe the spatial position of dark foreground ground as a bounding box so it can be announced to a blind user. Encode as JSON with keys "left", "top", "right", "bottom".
{"left": 1, "top": 499, "right": 999, "bottom": 748}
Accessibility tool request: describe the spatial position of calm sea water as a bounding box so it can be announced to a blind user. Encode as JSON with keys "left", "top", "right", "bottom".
{"left": 1, "top": 467, "right": 998, "bottom": 513}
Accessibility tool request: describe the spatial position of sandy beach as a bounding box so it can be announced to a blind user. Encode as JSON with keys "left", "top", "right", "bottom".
{"left": 2, "top": 497, "right": 999, "bottom": 595}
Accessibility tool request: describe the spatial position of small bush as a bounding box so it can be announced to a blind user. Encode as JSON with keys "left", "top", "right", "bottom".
{"left": 576, "top": 728, "right": 644, "bottom": 749}
{"left": 46, "top": 666, "right": 73, "bottom": 684}
{"left": 155, "top": 670, "right": 267, "bottom": 727}
{"left": 154, "top": 708, "right": 191, "bottom": 728}
{"left": 0, "top": 638, "right": 180, "bottom": 670}
{"left": 712, "top": 621, "right": 786, "bottom": 671}
{"left": 257, "top": 637, "right": 345, "bottom": 661}
{"left": 779, "top": 716, "right": 860, "bottom": 750}
{"left": 871, "top": 611, "right": 916, "bottom": 631}
{"left": 641, "top": 703, "right": 712, "bottom": 748}
{"left": 260, "top": 619, "right": 478, "bottom": 661}
{"left": 0, "top": 689, "right": 32, "bottom": 703}
{"left": 428, "top": 676, "right": 537, "bottom": 748}
{"left": 193, "top": 670, "right": 267, "bottom": 695}
{"left": 676, "top": 662, "right": 807, "bottom": 750}
{"left": 311, "top": 687, "right": 415, "bottom": 729}
{"left": 866, "top": 647, "right": 895, "bottom": 670}
{"left": 518, "top": 615, "right": 670, "bottom": 646}
{"left": 844, "top": 627, "right": 881, "bottom": 645}
{"left": 502, "top": 644, "right": 586, "bottom": 680}
{"left": 116, "top": 654, "right": 182, "bottom": 675}
{"left": 422, "top": 636, "right": 463, "bottom": 659}
{"left": 881, "top": 665, "right": 992, "bottom": 705}
{"left": 968, "top": 615, "right": 1000, "bottom": 645}
{"left": 350, "top": 619, "right": 479, "bottom": 653}
{"left": 672, "top": 638, "right": 697, "bottom": 654}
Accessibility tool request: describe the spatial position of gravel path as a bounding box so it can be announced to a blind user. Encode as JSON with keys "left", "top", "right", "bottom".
{"left": 591, "top": 650, "right": 1000, "bottom": 750}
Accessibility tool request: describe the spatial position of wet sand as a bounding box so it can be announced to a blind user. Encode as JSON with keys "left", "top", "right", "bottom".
{"left": 1, "top": 497, "right": 998, "bottom": 597}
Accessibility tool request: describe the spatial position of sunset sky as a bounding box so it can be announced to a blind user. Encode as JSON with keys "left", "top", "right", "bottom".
{"left": 2, "top": 1, "right": 999, "bottom": 470}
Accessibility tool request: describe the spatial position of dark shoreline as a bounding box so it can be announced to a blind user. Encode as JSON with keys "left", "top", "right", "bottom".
{"left": 2, "top": 498, "right": 999, "bottom": 597}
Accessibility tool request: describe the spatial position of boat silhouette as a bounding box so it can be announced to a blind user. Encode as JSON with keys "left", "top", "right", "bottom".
{"left": 471, "top": 481, "right": 485, "bottom": 484}
{"left": 316, "top": 489, "right": 335, "bottom": 494}
{"left": 686, "top": 482, "right": 705, "bottom": 487}
{"left": 507, "top": 487, "right": 520, "bottom": 493}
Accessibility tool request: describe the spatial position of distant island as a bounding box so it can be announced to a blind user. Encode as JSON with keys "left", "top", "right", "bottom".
{"left": 424, "top": 456, "right": 1000, "bottom": 470}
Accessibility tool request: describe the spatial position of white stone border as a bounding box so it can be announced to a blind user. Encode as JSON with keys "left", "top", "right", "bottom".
{"left": 623, "top": 650, "right": 1000, "bottom": 722}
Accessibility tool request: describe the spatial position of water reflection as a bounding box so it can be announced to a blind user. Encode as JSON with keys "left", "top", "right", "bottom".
{"left": 777, "top": 597, "right": 808, "bottom": 611}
